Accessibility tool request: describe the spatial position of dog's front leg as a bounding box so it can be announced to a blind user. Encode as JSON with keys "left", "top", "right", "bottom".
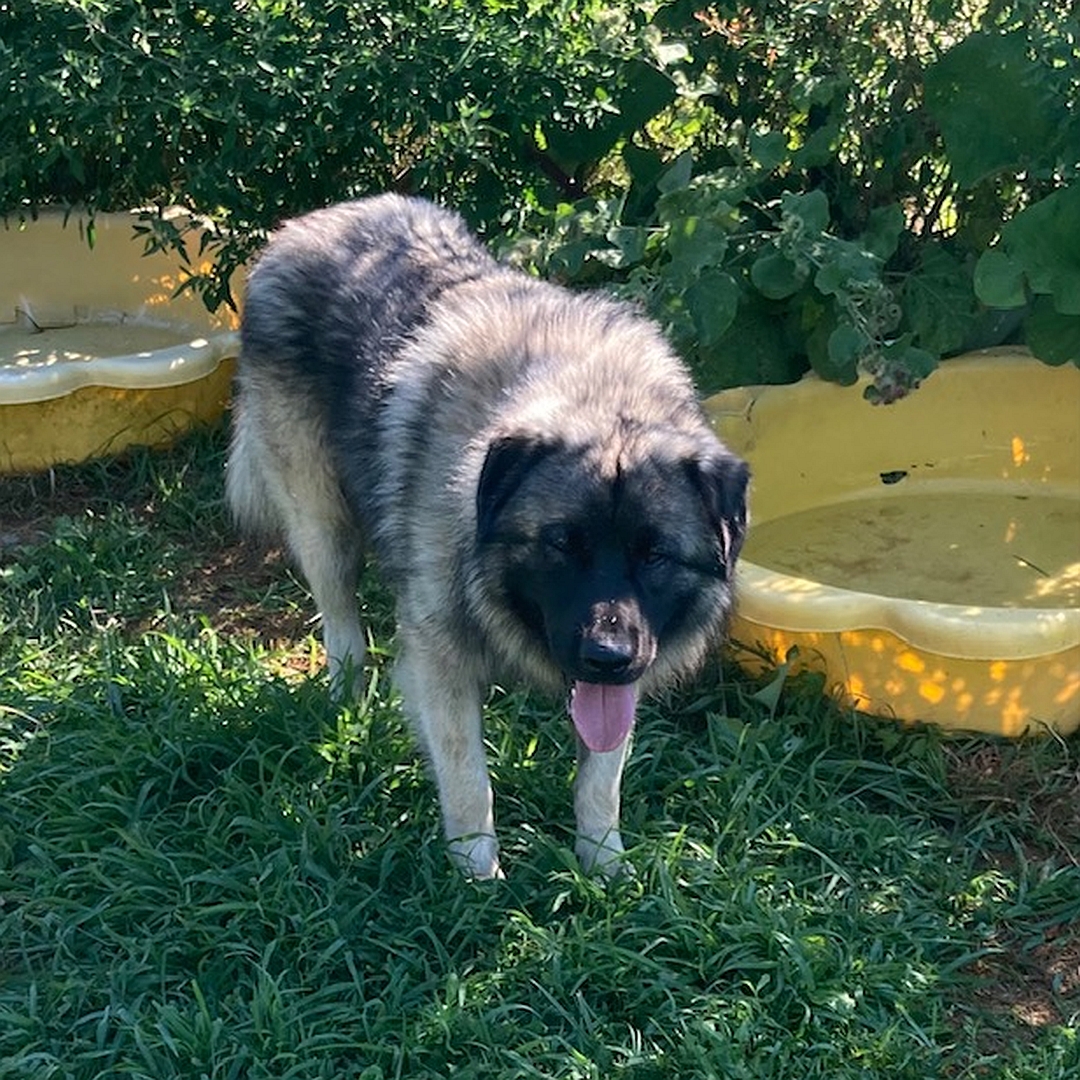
{"left": 396, "top": 635, "right": 502, "bottom": 880}
{"left": 574, "top": 737, "right": 632, "bottom": 877}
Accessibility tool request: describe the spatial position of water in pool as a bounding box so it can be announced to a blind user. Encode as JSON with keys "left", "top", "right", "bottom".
{"left": 1, "top": 321, "right": 193, "bottom": 370}
{"left": 744, "top": 490, "right": 1079, "bottom": 609}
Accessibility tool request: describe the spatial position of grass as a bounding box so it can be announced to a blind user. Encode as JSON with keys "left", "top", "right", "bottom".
{"left": 1, "top": 426, "right": 1078, "bottom": 1079}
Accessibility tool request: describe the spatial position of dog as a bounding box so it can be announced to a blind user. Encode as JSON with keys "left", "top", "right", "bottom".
{"left": 226, "top": 194, "right": 749, "bottom": 879}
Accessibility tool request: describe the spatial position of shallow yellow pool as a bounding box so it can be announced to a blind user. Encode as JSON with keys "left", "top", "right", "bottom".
{"left": 707, "top": 350, "right": 1080, "bottom": 737}
{"left": 0, "top": 211, "right": 240, "bottom": 473}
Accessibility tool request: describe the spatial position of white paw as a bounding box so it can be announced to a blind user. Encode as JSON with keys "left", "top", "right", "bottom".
{"left": 576, "top": 831, "right": 630, "bottom": 878}
{"left": 447, "top": 834, "right": 504, "bottom": 881}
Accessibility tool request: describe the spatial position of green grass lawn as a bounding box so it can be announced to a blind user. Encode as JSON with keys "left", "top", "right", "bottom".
{"left": 1, "top": 427, "right": 1077, "bottom": 1079}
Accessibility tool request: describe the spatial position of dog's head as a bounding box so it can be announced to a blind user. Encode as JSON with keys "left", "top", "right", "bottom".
{"left": 475, "top": 430, "right": 749, "bottom": 751}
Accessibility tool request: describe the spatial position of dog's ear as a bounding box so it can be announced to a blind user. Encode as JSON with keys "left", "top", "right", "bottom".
{"left": 686, "top": 451, "right": 750, "bottom": 578}
{"left": 477, "top": 435, "right": 557, "bottom": 543}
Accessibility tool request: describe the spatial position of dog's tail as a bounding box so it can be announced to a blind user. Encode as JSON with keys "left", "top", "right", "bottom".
{"left": 224, "top": 395, "right": 280, "bottom": 537}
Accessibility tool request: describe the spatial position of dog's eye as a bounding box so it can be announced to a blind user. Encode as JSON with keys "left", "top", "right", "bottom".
{"left": 541, "top": 523, "right": 582, "bottom": 556}
{"left": 634, "top": 533, "right": 671, "bottom": 570}
{"left": 639, "top": 547, "right": 669, "bottom": 569}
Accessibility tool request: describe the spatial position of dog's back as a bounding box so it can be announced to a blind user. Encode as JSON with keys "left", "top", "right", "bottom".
{"left": 227, "top": 195, "right": 497, "bottom": 538}
{"left": 239, "top": 194, "right": 496, "bottom": 419}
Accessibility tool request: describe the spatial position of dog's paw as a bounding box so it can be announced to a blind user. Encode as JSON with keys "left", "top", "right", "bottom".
{"left": 447, "top": 834, "right": 504, "bottom": 881}
{"left": 576, "top": 831, "right": 631, "bottom": 879}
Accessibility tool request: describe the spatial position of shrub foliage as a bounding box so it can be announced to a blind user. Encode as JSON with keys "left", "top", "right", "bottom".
{"left": 2, "top": 0, "right": 1077, "bottom": 395}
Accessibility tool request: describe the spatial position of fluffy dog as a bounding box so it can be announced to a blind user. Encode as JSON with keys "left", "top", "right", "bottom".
{"left": 227, "top": 195, "right": 749, "bottom": 878}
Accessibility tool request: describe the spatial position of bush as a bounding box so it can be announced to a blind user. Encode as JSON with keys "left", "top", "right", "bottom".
{"left": 505, "top": 0, "right": 1080, "bottom": 396}
{"left": 1, "top": 0, "right": 662, "bottom": 308}
{"left": 3, "top": 0, "right": 1077, "bottom": 396}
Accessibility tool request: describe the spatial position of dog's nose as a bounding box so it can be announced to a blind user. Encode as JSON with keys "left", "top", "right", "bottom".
{"left": 579, "top": 636, "right": 635, "bottom": 679}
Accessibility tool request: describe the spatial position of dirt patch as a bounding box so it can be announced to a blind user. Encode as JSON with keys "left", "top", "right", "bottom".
{"left": 943, "top": 740, "right": 1080, "bottom": 1057}
{"left": 966, "top": 926, "right": 1080, "bottom": 1029}
{"left": 171, "top": 540, "right": 305, "bottom": 637}
{"left": 170, "top": 538, "right": 329, "bottom": 679}
{"left": 945, "top": 742, "right": 1080, "bottom": 865}
{"left": 0, "top": 469, "right": 118, "bottom": 550}
{"left": 0, "top": 455, "right": 324, "bottom": 671}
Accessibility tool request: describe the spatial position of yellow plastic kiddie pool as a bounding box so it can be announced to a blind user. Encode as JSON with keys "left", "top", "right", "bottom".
{"left": 706, "top": 350, "right": 1080, "bottom": 737}
{"left": 1, "top": 210, "right": 241, "bottom": 473}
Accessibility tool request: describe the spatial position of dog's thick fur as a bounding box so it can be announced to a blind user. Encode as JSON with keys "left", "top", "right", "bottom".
{"left": 227, "top": 194, "right": 749, "bottom": 878}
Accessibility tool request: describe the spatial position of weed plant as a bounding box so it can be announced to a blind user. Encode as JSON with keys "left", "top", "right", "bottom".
{"left": 1, "top": 429, "right": 1077, "bottom": 1078}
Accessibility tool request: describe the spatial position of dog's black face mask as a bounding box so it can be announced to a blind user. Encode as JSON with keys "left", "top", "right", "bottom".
{"left": 476, "top": 433, "right": 749, "bottom": 750}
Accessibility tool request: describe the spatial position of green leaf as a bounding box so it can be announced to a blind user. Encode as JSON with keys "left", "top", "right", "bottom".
{"left": 791, "top": 122, "right": 840, "bottom": 169}
{"left": 666, "top": 215, "right": 729, "bottom": 281}
{"left": 657, "top": 151, "right": 693, "bottom": 195}
{"left": 908, "top": 345, "right": 939, "bottom": 379}
{"left": 901, "top": 244, "right": 977, "bottom": 355}
{"left": 1024, "top": 296, "right": 1080, "bottom": 366}
{"left": 882, "top": 338, "right": 938, "bottom": 379}
{"left": 617, "top": 60, "right": 679, "bottom": 129}
{"left": 686, "top": 269, "right": 739, "bottom": 347}
{"left": 781, "top": 189, "right": 830, "bottom": 234}
{"left": 621, "top": 144, "right": 667, "bottom": 218}
{"left": 924, "top": 32, "right": 1066, "bottom": 187}
{"left": 826, "top": 322, "right": 867, "bottom": 375}
{"left": 750, "top": 659, "right": 791, "bottom": 719}
{"left": 1000, "top": 184, "right": 1080, "bottom": 316}
{"left": 751, "top": 251, "right": 807, "bottom": 300}
{"left": 656, "top": 170, "right": 747, "bottom": 227}
{"left": 974, "top": 249, "right": 1027, "bottom": 309}
{"left": 695, "top": 295, "right": 806, "bottom": 393}
{"left": 813, "top": 244, "right": 881, "bottom": 297}
{"left": 546, "top": 59, "right": 676, "bottom": 172}
{"left": 807, "top": 316, "right": 862, "bottom": 385}
{"left": 862, "top": 205, "right": 904, "bottom": 261}
{"left": 547, "top": 239, "right": 595, "bottom": 277}
{"left": 605, "top": 225, "right": 648, "bottom": 267}
{"left": 749, "top": 129, "right": 788, "bottom": 172}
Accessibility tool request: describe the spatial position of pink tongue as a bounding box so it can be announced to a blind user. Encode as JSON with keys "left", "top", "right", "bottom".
{"left": 570, "top": 682, "right": 637, "bottom": 753}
